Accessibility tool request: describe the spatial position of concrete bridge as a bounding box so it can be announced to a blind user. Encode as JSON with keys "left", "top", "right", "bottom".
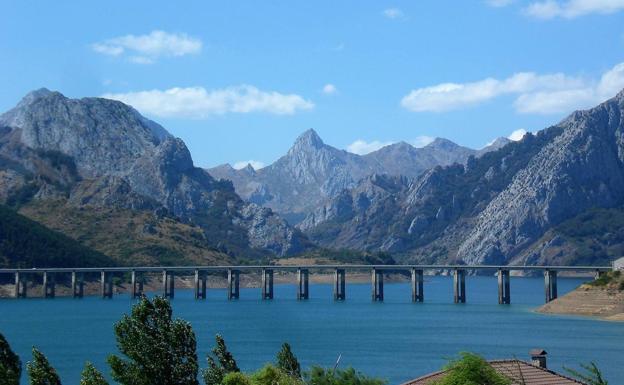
{"left": 0, "top": 265, "right": 612, "bottom": 304}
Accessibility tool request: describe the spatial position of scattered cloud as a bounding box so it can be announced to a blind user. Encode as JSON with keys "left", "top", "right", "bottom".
{"left": 485, "top": 0, "right": 515, "bottom": 7}
{"left": 401, "top": 62, "right": 624, "bottom": 115}
{"left": 411, "top": 136, "right": 435, "bottom": 147}
{"left": 92, "top": 30, "right": 202, "bottom": 64}
{"left": 347, "top": 139, "right": 394, "bottom": 155}
{"left": 508, "top": 128, "right": 528, "bottom": 141}
{"left": 322, "top": 84, "right": 338, "bottom": 94}
{"left": 233, "top": 160, "right": 265, "bottom": 170}
{"left": 383, "top": 8, "right": 405, "bottom": 19}
{"left": 102, "top": 85, "right": 314, "bottom": 118}
{"left": 524, "top": 0, "right": 624, "bottom": 19}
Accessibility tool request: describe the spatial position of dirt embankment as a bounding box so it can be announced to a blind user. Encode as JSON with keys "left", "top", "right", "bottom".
{"left": 537, "top": 271, "right": 624, "bottom": 322}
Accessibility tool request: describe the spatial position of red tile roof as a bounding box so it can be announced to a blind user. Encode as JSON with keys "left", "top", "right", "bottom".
{"left": 402, "top": 360, "right": 586, "bottom": 385}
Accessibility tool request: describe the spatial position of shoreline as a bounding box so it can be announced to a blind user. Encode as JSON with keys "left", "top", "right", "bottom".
{"left": 536, "top": 283, "right": 624, "bottom": 322}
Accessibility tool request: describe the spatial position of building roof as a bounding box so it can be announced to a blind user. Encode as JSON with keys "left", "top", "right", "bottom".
{"left": 402, "top": 360, "right": 586, "bottom": 385}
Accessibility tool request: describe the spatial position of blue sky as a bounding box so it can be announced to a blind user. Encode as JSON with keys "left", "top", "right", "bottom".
{"left": 1, "top": 1, "right": 624, "bottom": 169}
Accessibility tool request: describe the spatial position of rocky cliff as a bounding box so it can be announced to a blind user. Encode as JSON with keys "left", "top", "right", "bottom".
{"left": 0, "top": 89, "right": 310, "bottom": 260}
{"left": 302, "top": 90, "right": 624, "bottom": 266}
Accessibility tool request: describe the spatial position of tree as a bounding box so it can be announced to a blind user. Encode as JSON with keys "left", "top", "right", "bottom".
{"left": 107, "top": 296, "right": 199, "bottom": 385}
{"left": 306, "top": 366, "right": 386, "bottom": 385}
{"left": 276, "top": 343, "right": 301, "bottom": 378}
{"left": 0, "top": 333, "right": 21, "bottom": 385}
{"left": 203, "top": 335, "right": 239, "bottom": 385}
{"left": 564, "top": 362, "right": 608, "bottom": 385}
{"left": 26, "top": 348, "right": 62, "bottom": 385}
{"left": 251, "top": 364, "right": 303, "bottom": 385}
{"left": 80, "top": 362, "right": 109, "bottom": 385}
{"left": 433, "top": 352, "right": 510, "bottom": 385}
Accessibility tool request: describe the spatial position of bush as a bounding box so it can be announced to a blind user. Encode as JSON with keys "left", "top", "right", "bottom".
{"left": 433, "top": 352, "right": 510, "bottom": 385}
{"left": 306, "top": 366, "right": 386, "bottom": 385}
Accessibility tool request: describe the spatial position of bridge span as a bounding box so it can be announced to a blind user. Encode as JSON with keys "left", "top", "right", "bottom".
{"left": 0, "top": 264, "right": 612, "bottom": 304}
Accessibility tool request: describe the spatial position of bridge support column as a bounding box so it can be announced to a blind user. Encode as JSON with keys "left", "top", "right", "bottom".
{"left": 453, "top": 269, "right": 466, "bottom": 303}
{"left": 262, "top": 269, "right": 274, "bottom": 300}
{"left": 14, "top": 272, "right": 27, "bottom": 298}
{"left": 594, "top": 269, "right": 605, "bottom": 280}
{"left": 371, "top": 268, "right": 384, "bottom": 301}
{"left": 162, "top": 270, "right": 174, "bottom": 299}
{"left": 72, "top": 271, "right": 84, "bottom": 298}
{"left": 497, "top": 269, "right": 510, "bottom": 304}
{"left": 333, "top": 269, "right": 346, "bottom": 301}
{"left": 194, "top": 270, "right": 206, "bottom": 300}
{"left": 411, "top": 268, "right": 424, "bottom": 302}
{"left": 544, "top": 270, "right": 557, "bottom": 303}
{"left": 43, "top": 272, "right": 55, "bottom": 298}
{"left": 101, "top": 271, "right": 113, "bottom": 299}
{"left": 297, "top": 268, "right": 309, "bottom": 300}
{"left": 228, "top": 269, "right": 240, "bottom": 300}
{"left": 131, "top": 270, "right": 143, "bottom": 299}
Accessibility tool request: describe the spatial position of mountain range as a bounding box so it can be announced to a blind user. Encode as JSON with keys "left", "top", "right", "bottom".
{"left": 208, "top": 129, "right": 509, "bottom": 224}
{"left": 2, "top": 87, "right": 624, "bottom": 268}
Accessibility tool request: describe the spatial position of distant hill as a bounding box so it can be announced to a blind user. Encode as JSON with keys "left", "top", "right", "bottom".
{"left": 0, "top": 204, "right": 113, "bottom": 268}
{"left": 207, "top": 129, "right": 505, "bottom": 224}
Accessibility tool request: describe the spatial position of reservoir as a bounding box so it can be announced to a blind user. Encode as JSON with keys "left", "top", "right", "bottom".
{"left": 1, "top": 276, "right": 623, "bottom": 384}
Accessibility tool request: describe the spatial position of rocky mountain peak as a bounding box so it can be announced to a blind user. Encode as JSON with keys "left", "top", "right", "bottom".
{"left": 290, "top": 128, "right": 324, "bottom": 152}
{"left": 425, "top": 137, "right": 461, "bottom": 150}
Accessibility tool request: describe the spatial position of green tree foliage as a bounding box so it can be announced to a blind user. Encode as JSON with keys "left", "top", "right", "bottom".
{"left": 0, "top": 204, "right": 113, "bottom": 269}
{"left": 276, "top": 343, "right": 301, "bottom": 378}
{"left": 251, "top": 364, "right": 303, "bottom": 385}
{"left": 27, "top": 348, "right": 62, "bottom": 385}
{"left": 0, "top": 333, "right": 21, "bottom": 385}
{"left": 222, "top": 372, "right": 252, "bottom": 385}
{"left": 203, "top": 335, "right": 240, "bottom": 385}
{"left": 107, "top": 296, "right": 199, "bottom": 385}
{"left": 305, "top": 366, "right": 386, "bottom": 385}
{"left": 433, "top": 352, "right": 510, "bottom": 385}
{"left": 564, "top": 362, "right": 608, "bottom": 385}
{"left": 80, "top": 362, "right": 109, "bottom": 385}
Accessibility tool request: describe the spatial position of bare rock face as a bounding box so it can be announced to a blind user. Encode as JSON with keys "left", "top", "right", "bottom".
{"left": 303, "top": 89, "right": 624, "bottom": 266}
{"left": 208, "top": 130, "right": 490, "bottom": 224}
{"left": 0, "top": 89, "right": 310, "bottom": 257}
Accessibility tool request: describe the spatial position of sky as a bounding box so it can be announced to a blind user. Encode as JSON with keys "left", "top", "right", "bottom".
{"left": 1, "top": 1, "right": 624, "bottom": 169}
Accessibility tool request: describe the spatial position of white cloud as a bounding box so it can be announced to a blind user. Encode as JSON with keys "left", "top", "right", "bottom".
{"left": 91, "top": 30, "right": 202, "bottom": 63}
{"left": 322, "top": 84, "right": 337, "bottom": 94}
{"left": 524, "top": 0, "right": 624, "bottom": 19}
{"left": 233, "top": 160, "right": 265, "bottom": 170}
{"left": 411, "top": 136, "right": 436, "bottom": 147}
{"left": 508, "top": 128, "right": 528, "bottom": 141}
{"left": 401, "top": 62, "right": 624, "bottom": 115}
{"left": 102, "top": 85, "right": 314, "bottom": 118}
{"left": 347, "top": 140, "right": 395, "bottom": 155}
{"left": 383, "top": 8, "right": 405, "bottom": 19}
{"left": 485, "top": 0, "right": 515, "bottom": 7}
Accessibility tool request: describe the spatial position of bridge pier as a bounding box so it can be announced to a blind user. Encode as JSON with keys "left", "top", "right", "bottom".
{"left": 544, "top": 270, "right": 558, "bottom": 303}
{"left": 131, "top": 270, "right": 143, "bottom": 299}
{"left": 497, "top": 269, "right": 510, "bottom": 304}
{"left": 228, "top": 269, "right": 240, "bottom": 300}
{"left": 101, "top": 271, "right": 113, "bottom": 298}
{"left": 71, "top": 271, "right": 84, "bottom": 298}
{"left": 371, "top": 268, "right": 384, "bottom": 301}
{"left": 194, "top": 270, "right": 207, "bottom": 300}
{"left": 453, "top": 269, "right": 466, "bottom": 303}
{"left": 14, "top": 272, "right": 27, "bottom": 298}
{"left": 411, "top": 268, "right": 424, "bottom": 302}
{"left": 43, "top": 271, "right": 55, "bottom": 298}
{"left": 162, "top": 270, "right": 174, "bottom": 299}
{"left": 297, "top": 268, "right": 309, "bottom": 300}
{"left": 594, "top": 269, "right": 605, "bottom": 280}
{"left": 262, "top": 269, "right": 274, "bottom": 300}
{"left": 333, "top": 269, "right": 346, "bottom": 301}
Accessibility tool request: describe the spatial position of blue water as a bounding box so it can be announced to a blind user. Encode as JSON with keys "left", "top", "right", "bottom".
{"left": 1, "top": 276, "right": 623, "bottom": 384}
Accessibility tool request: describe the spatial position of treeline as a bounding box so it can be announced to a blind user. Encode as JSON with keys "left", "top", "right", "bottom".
{"left": 0, "top": 205, "right": 114, "bottom": 269}
{"left": 0, "top": 296, "right": 386, "bottom": 385}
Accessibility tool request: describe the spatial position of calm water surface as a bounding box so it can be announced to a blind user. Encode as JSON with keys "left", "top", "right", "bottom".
{"left": 1, "top": 276, "right": 623, "bottom": 384}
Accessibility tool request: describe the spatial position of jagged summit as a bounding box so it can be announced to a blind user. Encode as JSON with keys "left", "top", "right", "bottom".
{"left": 291, "top": 128, "right": 324, "bottom": 150}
